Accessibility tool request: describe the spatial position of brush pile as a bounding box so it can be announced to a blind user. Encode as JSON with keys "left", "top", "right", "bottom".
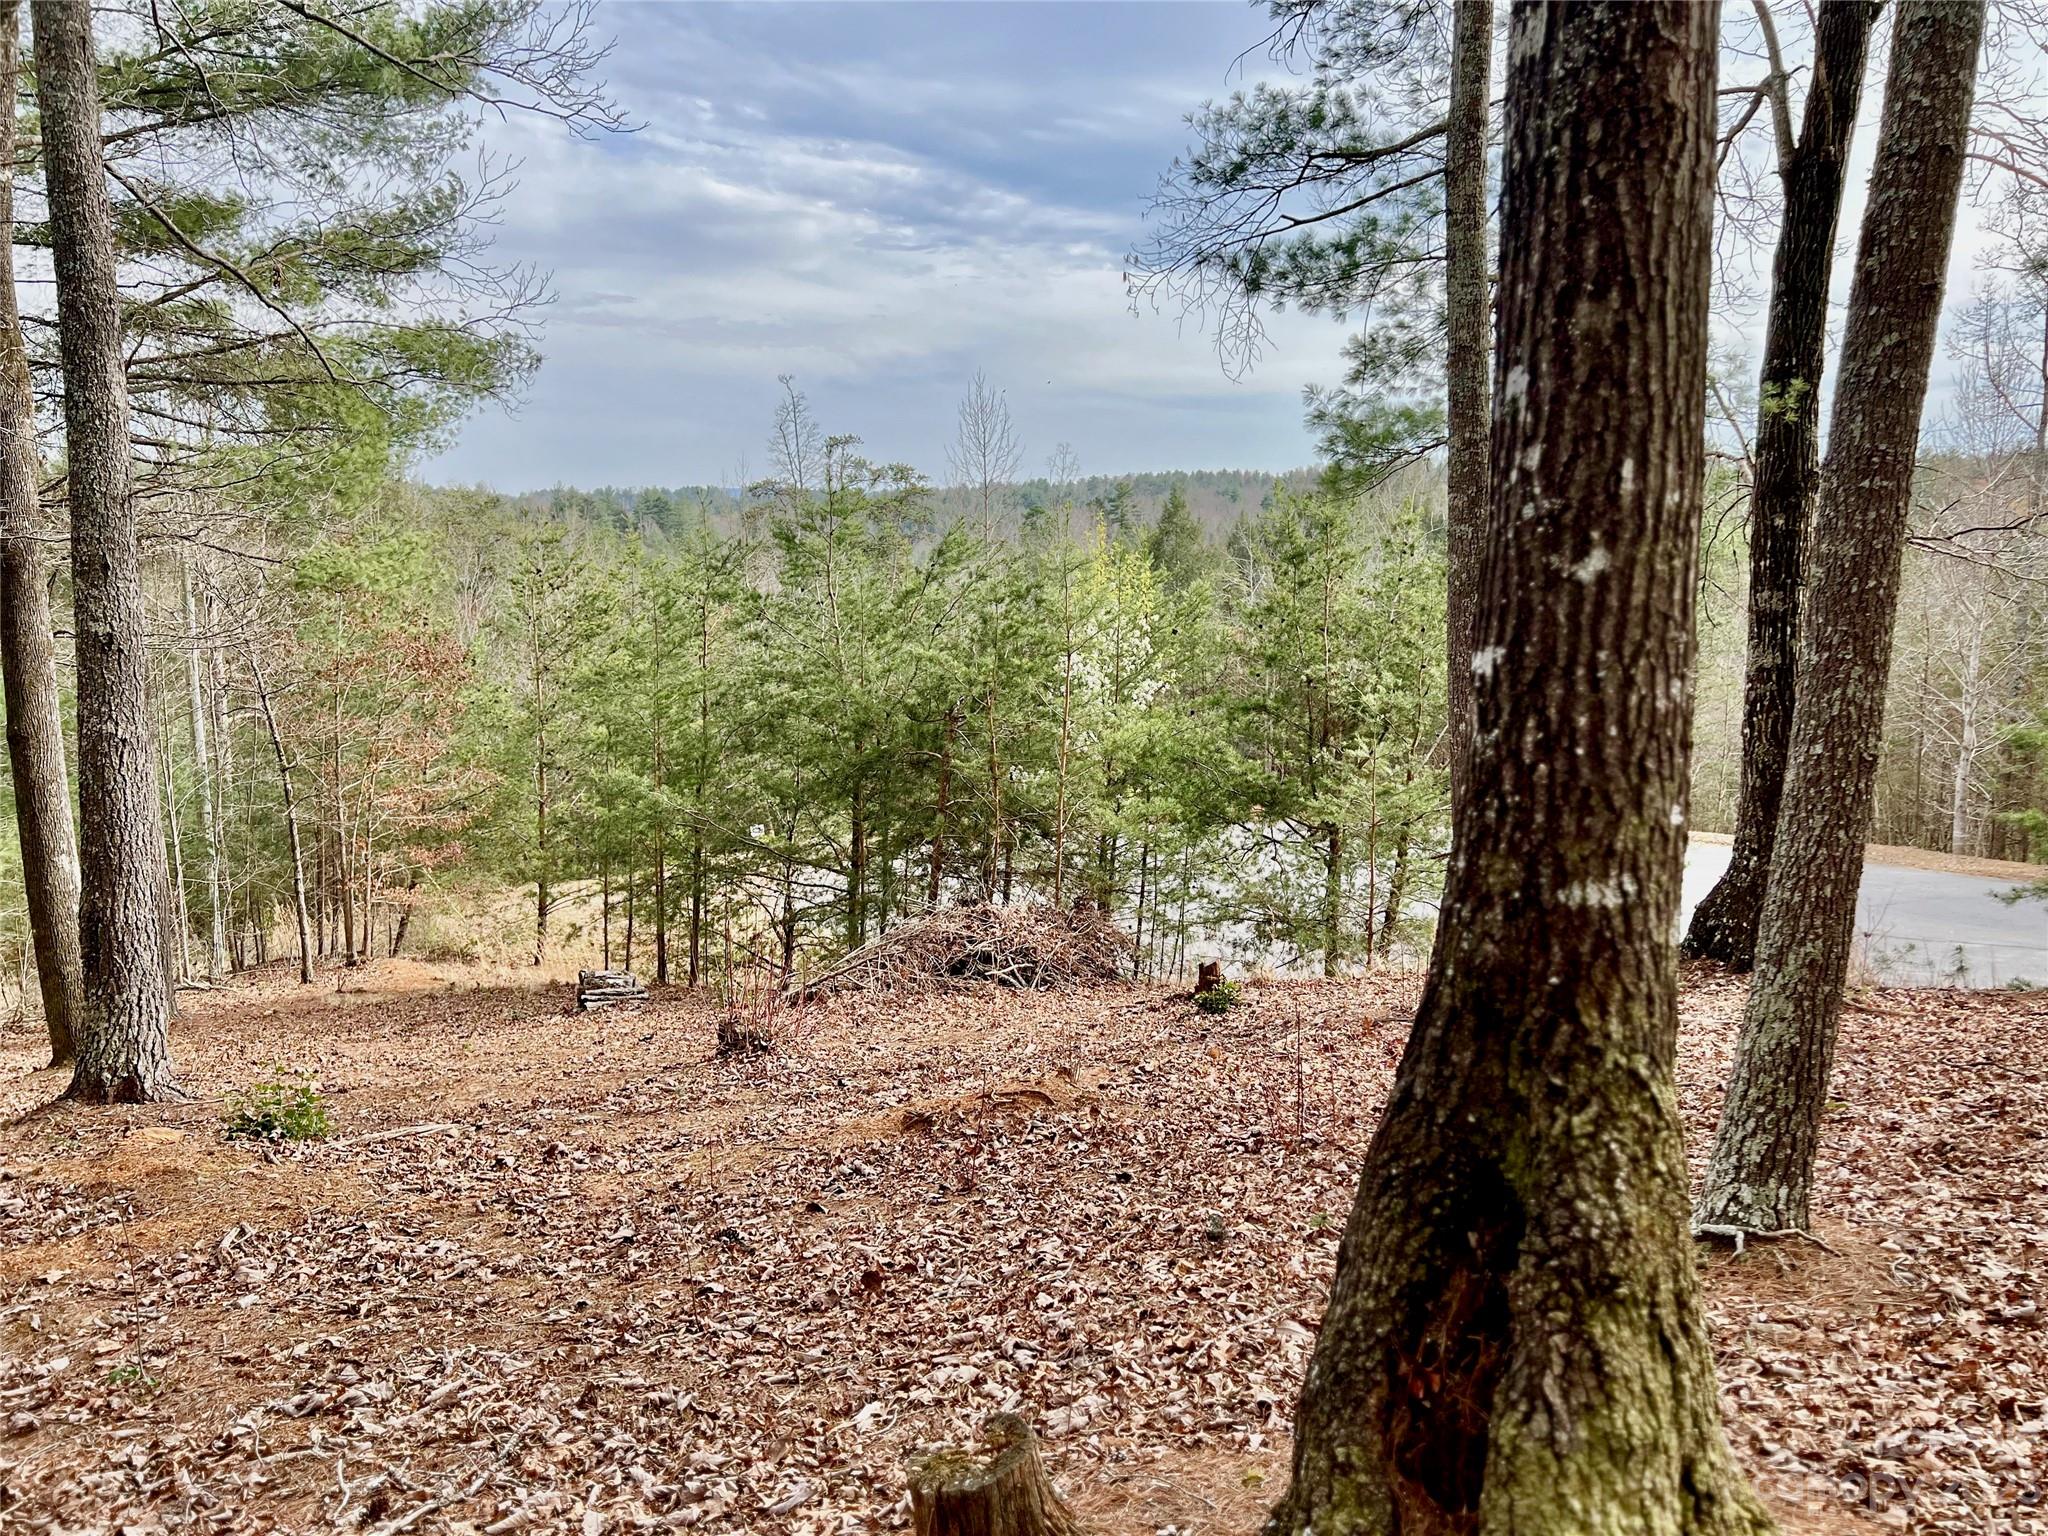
{"left": 794, "top": 903, "right": 1129, "bottom": 998}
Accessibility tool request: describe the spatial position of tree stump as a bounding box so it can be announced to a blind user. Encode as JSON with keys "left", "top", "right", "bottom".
{"left": 1194, "top": 960, "right": 1222, "bottom": 996}
{"left": 907, "top": 1414, "right": 1076, "bottom": 1536}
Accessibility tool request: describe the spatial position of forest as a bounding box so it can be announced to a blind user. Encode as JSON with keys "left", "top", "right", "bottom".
{"left": 2, "top": 1, "right": 2048, "bottom": 1534}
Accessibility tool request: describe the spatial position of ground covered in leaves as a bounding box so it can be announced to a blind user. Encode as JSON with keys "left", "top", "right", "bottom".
{"left": 0, "top": 962, "right": 2042, "bottom": 1534}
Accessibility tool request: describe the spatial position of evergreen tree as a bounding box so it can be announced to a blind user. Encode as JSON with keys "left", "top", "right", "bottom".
{"left": 1143, "top": 482, "right": 1208, "bottom": 591}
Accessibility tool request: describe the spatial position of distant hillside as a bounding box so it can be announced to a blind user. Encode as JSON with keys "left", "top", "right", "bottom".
{"left": 505, "top": 468, "right": 1340, "bottom": 542}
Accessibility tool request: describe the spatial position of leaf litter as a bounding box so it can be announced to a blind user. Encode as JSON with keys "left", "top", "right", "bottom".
{"left": 0, "top": 959, "right": 2041, "bottom": 1533}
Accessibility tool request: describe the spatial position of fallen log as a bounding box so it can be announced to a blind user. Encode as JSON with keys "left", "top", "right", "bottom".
{"left": 907, "top": 1414, "right": 1076, "bottom": 1536}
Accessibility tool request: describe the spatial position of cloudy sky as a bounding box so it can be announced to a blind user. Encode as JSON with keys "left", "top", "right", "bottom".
{"left": 420, "top": 1, "right": 1354, "bottom": 491}
{"left": 420, "top": 2, "right": 2021, "bottom": 495}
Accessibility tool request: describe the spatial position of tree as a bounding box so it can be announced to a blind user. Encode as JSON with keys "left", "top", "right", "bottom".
{"left": 1231, "top": 490, "right": 1444, "bottom": 975}
{"left": 948, "top": 370, "right": 1022, "bottom": 539}
{"left": 1441, "top": 0, "right": 1491, "bottom": 806}
{"left": 1143, "top": 482, "right": 1208, "bottom": 590}
{"left": 478, "top": 521, "right": 604, "bottom": 965}
{"left": 39, "top": 0, "right": 623, "bottom": 513}
{"left": 248, "top": 646, "right": 316, "bottom": 985}
{"left": 1267, "top": 4, "right": 1766, "bottom": 1529}
{"left": 1699, "top": 0, "right": 1986, "bottom": 1237}
{"left": 35, "top": 0, "right": 178, "bottom": 1102}
{"left": 1137, "top": 0, "right": 1491, "bottom": 817}
{"left": 0, "top": 0, "right": 83, "bottom": 1064}
{"left": 1683, "top": 0, "right": 1881, "bottom": 967}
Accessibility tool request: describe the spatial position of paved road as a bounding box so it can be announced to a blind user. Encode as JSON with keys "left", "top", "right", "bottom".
{"left": 1682, "top": 840, "right": 2048, "bottom": 988}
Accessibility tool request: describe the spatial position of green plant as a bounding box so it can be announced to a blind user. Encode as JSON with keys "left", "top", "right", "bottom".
{"left": 1193, "top": 979, "right": 1242, "bottom": 1015}
{"left": 105, "top": 1363, "right": 160, "bottom": 1394}
{"left": 222, "top": 1072, "right": 331, "bottom": 1142}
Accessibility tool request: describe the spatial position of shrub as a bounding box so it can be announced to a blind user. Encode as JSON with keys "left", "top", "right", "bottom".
{"left": 223, "top": 1072, "right": 332, "bottom": 1142}
{"left": 1193, "top": 978, "right": 1243, "bottom": 1015}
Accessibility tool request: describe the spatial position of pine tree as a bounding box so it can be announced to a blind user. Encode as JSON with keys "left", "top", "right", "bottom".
{"left": 1268, "top": 5, "right": 1764, "bottom": 1527}
{"left": 36, "top": 0, "right": 178, "bottom": 1102}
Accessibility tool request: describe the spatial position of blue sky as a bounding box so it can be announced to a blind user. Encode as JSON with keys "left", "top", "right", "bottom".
{"left": 422, "top": 1, "right": 1350, "bottom": 491}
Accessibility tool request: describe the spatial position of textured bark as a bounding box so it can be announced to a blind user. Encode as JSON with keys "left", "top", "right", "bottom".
{"left": 1699, "top": 0, "right": 1984, "bottom": 1236}
{"left": 1266, "top": 7, "right": 1766, "bottom": 1533}
{"left": 1684, "top": 0, "right": 1879, "bottom": 969}
{"left": 908, "top": 1415, "right": 1075, "bottom": 1536}
{"left": 1441, "top": 0, "right": 1491, "bottom": 808}
{"left": 34, "top": 0, "right": 177, "bottom": 1102}
{"left": 0, "top": 0, "right": 84, "bottom": 1065}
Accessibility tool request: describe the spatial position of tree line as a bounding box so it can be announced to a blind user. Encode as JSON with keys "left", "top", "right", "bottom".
{"left": 80, "top": 415, "right": 1449, "bottom": 1005}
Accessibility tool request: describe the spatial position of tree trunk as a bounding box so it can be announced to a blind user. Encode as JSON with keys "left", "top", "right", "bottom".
{"left": 34, "top": 0, "right": 177, "bottom": 1102}
{"left": 1442, "top": 0, "right": 1492, "bottom": 809}
{"left": 1379, "top": 832, "right": 1410, "bottom": 949}
{"left": 654, "top": 836, "right": 669, "bottom": 985}
{"left": 1682, "top": 0, "right": 1878, "bottom": 968}
{"left": 1699, "top": 0, "right": 1984, "bottom": 1236}
{"left": 849, "top": 779, "right": 869, "bottom": 951}
{"left": 651, "top": 737, "right": 667, "bottom": 987}
{"left": 1321, "top": 823, "right": 1343, "bottom": 978}
{"left": 533, "top": 738, "right": 549, "bottom": 966}
{"left": 689, "top": 832, "right": 704, "bottom": 986}
{"left": 182, "top": 558, "right": 227, "bottom": 978}
{"left": 1268, "top": 8, "right": 1765, "bottom": 1531}
{"left": 930, "top": 700, "right": 956, "bottom": 906}
{"left": 1949, "top": 603, "right": 1984, "bottom": 854}
{"left": 158, "top": 712, "right": 192, "bottom": 986}
{"left": 206, "top": 595, "right": 237, "bottom": 972}
{"left": 390, "top": 875, "right": 417, "bottom": 958}
{"left": 0, "top": 0, "right": 83, "bottom": 1066}
{"left": 984, "top": 679, "right": 1002, "bottom": 899}
{"left": 250, "top": 650, "right": 315, "bottom": 985}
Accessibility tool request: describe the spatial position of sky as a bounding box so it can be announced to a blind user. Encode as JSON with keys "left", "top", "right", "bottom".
{"left": 418, "top": 1, "right": 2021, "bottom": 496}
{"left": 420, "top": 1, "right": 1352, "bottom": 492}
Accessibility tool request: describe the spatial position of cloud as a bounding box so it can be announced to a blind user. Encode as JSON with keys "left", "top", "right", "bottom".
{"left": 422, "top": 1, "right": 1342, "bottom": 489}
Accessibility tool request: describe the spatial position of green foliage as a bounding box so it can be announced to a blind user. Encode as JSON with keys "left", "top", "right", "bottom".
{"left": 222, "top": 1072, "right": 332, "bottom": 1142}
{"left": 1145, "top": 483, "right": 1211, "bottom": 590}
{"left": 1193, "top": 978, "right": 1243, "bottom": 1014}
{"left": 105, "top": 1363, "right": 162, "bottom": 1395}
{"left": 122, "top": 380, "right": 1459, "bottom": 996}
{"left": 19, "top": 0, "right": 604, "bottom": 521}
{"left": 1227, "top": 490, "right": 1447, "bottom": 972}
{"left": 1131, "top": 3, "right": 1453, "bottom": 491}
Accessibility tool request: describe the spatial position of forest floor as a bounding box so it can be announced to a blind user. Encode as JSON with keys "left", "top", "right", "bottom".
{"left": 0, "top": 960, "right": 2043, "bottom": 1535}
